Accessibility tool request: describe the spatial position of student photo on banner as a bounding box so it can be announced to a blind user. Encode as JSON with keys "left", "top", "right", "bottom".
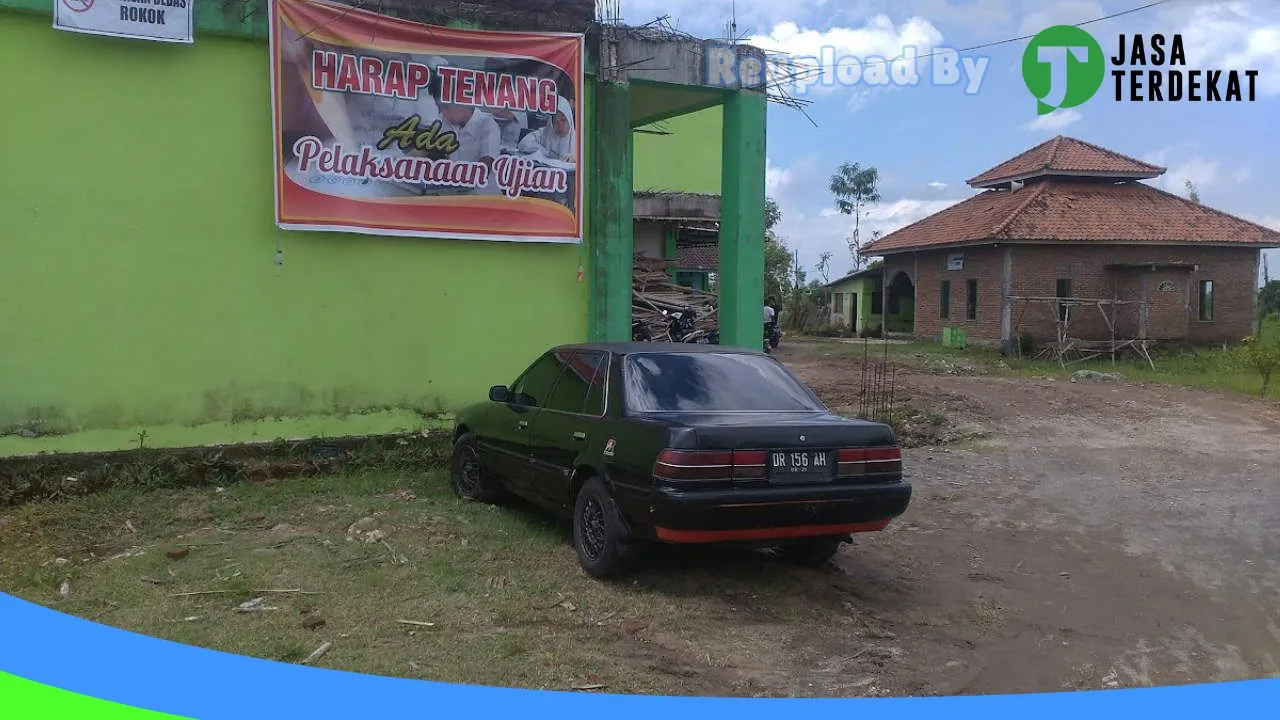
{"left": 518, "top": 94, "right": 577, "bottom": 163}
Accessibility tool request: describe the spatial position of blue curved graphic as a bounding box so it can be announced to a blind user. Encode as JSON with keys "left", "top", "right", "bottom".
{"left": 1, "top": 591, "right": 1277, "bottom": 718}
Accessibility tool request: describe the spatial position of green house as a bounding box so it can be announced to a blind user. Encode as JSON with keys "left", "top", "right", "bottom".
{"left": 824, "top": 268, "right": 884, "bottom": 335}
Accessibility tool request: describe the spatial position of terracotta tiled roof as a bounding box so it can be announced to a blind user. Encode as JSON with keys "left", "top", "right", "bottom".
{"left": 967, "top": 136, "right": 1165, "bottom": 188}
{"left": 676, "top": 243, "right": 717, "bottom": 271}
{"left": 861, "top": 179, "right": 1280, "bottom": 255}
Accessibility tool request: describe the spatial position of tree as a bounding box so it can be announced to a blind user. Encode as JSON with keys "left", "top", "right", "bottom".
{"left": 1259, "top": 281, "right": 1280, "bottom": 318}
{"left": 816, "top": 251, "right": 833, "bottom": 284}
{"left": 763, "top": 234, "right": 792, "bottom": 303}
{"left": 829, "top": 162, "right": 881, "bottom": 271}
{"left": 1230, "top": 331, "right": 1280, "bottom": 398}
{"left": 1184, "top": 179, "right": 1201, "bottom": 203}
{"left": 765, "top": 197, "right": 782, "bottom": 232}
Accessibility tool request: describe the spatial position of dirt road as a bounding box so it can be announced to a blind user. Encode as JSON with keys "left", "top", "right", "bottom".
{"left": 767, "top": 341, "right": 1280, "bottom": 695}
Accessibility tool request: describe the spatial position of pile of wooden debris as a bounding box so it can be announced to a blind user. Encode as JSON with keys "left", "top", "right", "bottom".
{"left": 632, "top": 254, "right": 718, "bottom": 343}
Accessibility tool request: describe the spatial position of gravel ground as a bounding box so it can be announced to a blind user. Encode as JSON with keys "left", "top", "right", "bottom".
{"left": 779, "top": 341, "right": 1280, "bottom": 695}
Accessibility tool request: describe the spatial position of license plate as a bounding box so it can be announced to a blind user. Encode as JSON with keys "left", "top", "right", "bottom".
{"left": 768, "top": 450, "right": 833, "bottom": 480}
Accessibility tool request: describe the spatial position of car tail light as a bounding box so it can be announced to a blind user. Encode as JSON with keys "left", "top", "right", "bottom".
{"left": 836, "top": 446, "right": 902, "bottom": 475}
{"left": 654, "top": 449, "right": 767, "bottom": 481}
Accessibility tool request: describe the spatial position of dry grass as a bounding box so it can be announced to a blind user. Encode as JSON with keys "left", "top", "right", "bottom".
{"left": 0, "top": 470, "right": 895, "bottom": 697}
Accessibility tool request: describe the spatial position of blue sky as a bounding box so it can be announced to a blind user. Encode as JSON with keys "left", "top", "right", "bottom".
{"left": 620, "top": 0, "right": 1280, "bottom": 284}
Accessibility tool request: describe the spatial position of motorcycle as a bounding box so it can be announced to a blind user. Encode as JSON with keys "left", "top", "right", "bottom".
{"left": 764, "top": 322, "right": 781, "bottom": 353}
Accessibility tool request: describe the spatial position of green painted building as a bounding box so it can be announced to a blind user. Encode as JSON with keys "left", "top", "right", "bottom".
{"left": 0, "top": 1, "right": 767, "bottom": 456}
{"left": 823, "top": 269, "right": 883, "bottom": 335}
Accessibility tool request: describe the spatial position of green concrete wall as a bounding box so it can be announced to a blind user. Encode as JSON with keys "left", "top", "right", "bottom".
{"left": 0, "top": 14, "right": 588, "bottom": 453}
{"left": 633, "top": 106, "right": 722, "bottom": 195}
{"left": 827, "top": 278, "right": 884, "bottom": 335}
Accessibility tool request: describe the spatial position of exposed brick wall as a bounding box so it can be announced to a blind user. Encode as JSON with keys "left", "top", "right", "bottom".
{"left": 885, "top": 244, "right": 1259, "bottom": 347}
{"left": 1007, "top": 245, "right": 1258, "bottom": 346}
{"left": 889, "top": 247, "right": 1007, "bottom": 343}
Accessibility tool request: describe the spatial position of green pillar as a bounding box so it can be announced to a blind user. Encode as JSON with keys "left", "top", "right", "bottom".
{"left": 718, "top": 90, "right": 767, "bottom": 349}
{"left": 664, "top": 225, "right": 678, "bottom": 283}
{"left": 588, "top": 80, "right": 633, "bottom": 343}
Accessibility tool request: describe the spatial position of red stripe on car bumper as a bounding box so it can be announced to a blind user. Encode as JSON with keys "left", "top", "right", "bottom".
{"left": 654, "top": 519, "right": 891, "bottom": 544}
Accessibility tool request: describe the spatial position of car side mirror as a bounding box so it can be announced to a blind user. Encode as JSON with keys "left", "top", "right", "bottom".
{"left": 489, "top": 385, "right": 510, "bottom": 403}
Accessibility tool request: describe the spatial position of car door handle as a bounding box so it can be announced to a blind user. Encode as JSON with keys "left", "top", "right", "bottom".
{"left": 518, "top": 420, "right": 529, "bottom": 428}
{"left": 571, "top": 431, "right": 586, "bottom": 442}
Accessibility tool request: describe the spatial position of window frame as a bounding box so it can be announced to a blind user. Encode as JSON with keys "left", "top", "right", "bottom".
{"left": 940, "top": 280, "right": 950, "bottom": 319}
{"left": 508, "top": 351, "right": 566, "bottom": 409}
{"left": 1198, "top": 279, "right": 1214, "bottom": 322}
{"left": 965, "top": 279, "right": 978, "bottom": 321}
{"left": 1056, "top": 278, "right": 1073, "bottom": 322}
{"left": 578, "top": 351, "right": 611, "bottom": 418}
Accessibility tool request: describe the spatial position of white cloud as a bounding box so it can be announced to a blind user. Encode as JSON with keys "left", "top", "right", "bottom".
{"left": 1021, "top": 108, "right": 1083, "bottom": 132}
{"left": 747, "top": 16, "right": 946, "bottom": 101}
{"left": 1143, "top": 145, "right": 1224, "bottom": 194}
{"left": 765, "top": 159, "right": 793, "bottom": 195}
{"left": 767, "top": 153, "right": 971, "bottom": 276}
{"left": 1017, "top": 0, "right": 1104, "bottom": 37}
{"left": 1175, "top": 1, "right": 1280, "bottom": 96}
{"left": 1164, "top": 159, "right": 1221, "bottom": 195}
{"left": 1233, "top": 167, "right": 1253, "bottom": 184}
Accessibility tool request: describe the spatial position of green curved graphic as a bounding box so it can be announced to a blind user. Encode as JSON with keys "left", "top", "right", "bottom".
{"left": 0, "top": 671, "right": 191, "bottom": 719}
{"left": 1022, "top": 25, "right": 1106, "bottom": 115}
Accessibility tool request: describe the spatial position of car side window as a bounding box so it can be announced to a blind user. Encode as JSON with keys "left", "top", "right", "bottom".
{"left": 581, "top": 352, "right": 609, "bottom": 416}
{"left": 543, "top": 350, "right": 604, "bottom": 414}
{"left": 509, "top": 352, "right": 564, "bottom": 408}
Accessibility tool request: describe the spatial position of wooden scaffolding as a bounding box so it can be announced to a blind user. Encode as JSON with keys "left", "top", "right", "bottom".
{"left": 1008, "top": 296, "right": 1156, "bottom": 370}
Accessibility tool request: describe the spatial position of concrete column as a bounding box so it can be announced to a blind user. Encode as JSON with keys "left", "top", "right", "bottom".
{"left": 1253, "top": 249, "right": 1262, "bottom": 335}
{"left": 588, "top": 80, "right": 633, "bottom": 343}
{"left": 663, "top": 224, "right": 678, "bottom": 283}
{"left": 1000, "top": 246, "right": 1013, "bottom": 355}
{"left": 718, "top": 90, "right": 767, "bottom": 350}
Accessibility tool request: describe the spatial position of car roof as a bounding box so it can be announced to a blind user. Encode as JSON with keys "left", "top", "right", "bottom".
{"left": 548, "top": 342, "right": 766, "bottom": 356}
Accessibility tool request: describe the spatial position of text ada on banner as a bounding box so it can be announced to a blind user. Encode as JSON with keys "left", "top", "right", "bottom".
{"left": 54, "top": 0, "right": 194, "bottom": 44}
{"left": 269, "top": 0, "right": 585, "bottom": 244}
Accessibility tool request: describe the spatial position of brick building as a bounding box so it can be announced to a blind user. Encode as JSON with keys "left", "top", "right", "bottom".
{"left": 860, "top": 136, "right": 1280, "bottom": 357}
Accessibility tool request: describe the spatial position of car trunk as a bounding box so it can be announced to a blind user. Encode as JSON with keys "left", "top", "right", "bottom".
{"left": 638, "top": 411, "right": 896, "bottom": 450}
{"left": 640, "top": 411, "right": 901, "bottom": 487}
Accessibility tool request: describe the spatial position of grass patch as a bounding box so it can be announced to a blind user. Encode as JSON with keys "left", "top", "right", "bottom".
{"left": 796, "top": 316, "right": 1280, "bottom": 402}
{"left": 0, "top": 469, "right": 888, "bottom": 696}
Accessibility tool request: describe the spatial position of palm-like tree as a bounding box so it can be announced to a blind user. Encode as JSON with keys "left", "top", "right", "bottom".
{"left": 830, "top": 162, "right": 881, "bottom": 270}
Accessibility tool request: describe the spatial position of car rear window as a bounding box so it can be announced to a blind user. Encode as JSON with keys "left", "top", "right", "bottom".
{"left": 623, "top": 352, "right": 825, "bottom": 413}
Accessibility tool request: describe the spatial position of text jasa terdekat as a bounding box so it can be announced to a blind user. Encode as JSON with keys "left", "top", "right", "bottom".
{"left": 291, "top": 50, "right": 571, "bottom": 198}
{"left": 1111, "top": 34, "right": 1260, "bottom": 103}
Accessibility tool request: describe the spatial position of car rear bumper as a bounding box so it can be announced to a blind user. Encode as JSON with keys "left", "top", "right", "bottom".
{"left": 650, "top": 481, "right": 912, "bottom": 544}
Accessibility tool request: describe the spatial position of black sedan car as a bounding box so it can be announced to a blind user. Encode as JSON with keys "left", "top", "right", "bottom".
{"left": 450, "top": 343, "right": 911, "bottom": 578}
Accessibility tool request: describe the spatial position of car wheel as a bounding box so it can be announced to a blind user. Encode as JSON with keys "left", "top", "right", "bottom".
{"left": 776, "top": 536, "right": 845, "bottom": 568}
{"left": 450, "top": 433, "right": 503, "bottom": 504}
{"left": 573, "top": 476, "right": 631, "bottom": 579}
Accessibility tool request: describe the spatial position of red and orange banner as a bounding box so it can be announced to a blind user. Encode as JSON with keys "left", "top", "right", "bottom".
{"left": 269, "top": 0, "right": 584, "bottom": 243}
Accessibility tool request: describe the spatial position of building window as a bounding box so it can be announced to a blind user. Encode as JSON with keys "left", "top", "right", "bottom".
{"left": 940, "top": 280, "right": 950, "bottom": 319}
{"left": 834, "top": 292, "right": 845, "bottom": 314}
{"left": 871, "top": 291, "right": 883, "bottom": 315}
{"left": 966, "top": 279, "right": 978, "bottom": 320}
{"left": 1198, "top": 280, "right": 1214, "bottom": 321}
{"left": 1056, "top": 278, "right": 1072, "bottom": 321}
